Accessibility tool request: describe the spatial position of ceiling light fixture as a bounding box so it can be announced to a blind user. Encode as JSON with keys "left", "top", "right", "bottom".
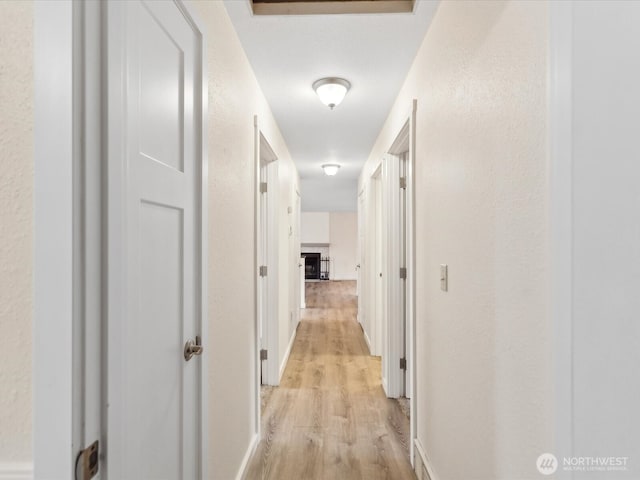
{"left": 312, "top": 77, "right": 351, "bottom": 110}
{"left": 322, "top": 164, "right": 341, "bottom": 176}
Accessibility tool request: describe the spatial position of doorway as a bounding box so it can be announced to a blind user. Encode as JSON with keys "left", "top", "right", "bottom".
{"left": 372, "top": 165, "right": 385, "bottom": 359}
{"left": 385, "top": 101, "right": 417, "bottom": 465}
{"left": 357, "top": 189, "right": 365, "bottom": 326}
{"left": 34, "top": 1, "right": 208, "bottom": 477}
{"left": 105, "top": 2, "right": 207, "bottom": 478}
{"left": 256, "top": 129, "right": 279, "bottom": 388}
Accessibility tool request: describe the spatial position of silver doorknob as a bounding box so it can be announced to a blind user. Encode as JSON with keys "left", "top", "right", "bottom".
{"left": 184, "top": 335, "right": 203, "bottom": 361}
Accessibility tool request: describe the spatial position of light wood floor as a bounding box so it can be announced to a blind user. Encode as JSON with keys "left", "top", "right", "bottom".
{"left": 244, "top": 280, "right": 416, "bottom": 480}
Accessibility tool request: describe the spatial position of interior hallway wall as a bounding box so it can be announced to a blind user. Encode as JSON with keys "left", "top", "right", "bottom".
{"left": 359, "top": 1, "right": 551, "bottom": 479}
{"left": 329, "top": 212, "right": 357, "bottom": 281}
{"left": 0, "top": 0, "right": 33, "bottom": 471}
{"left": 188, "top": 2, "right": 302, "bottom": 478}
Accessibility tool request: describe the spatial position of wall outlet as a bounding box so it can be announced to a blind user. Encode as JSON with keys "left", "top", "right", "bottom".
{"left": 440, "top": 264, "right": 448, "bottom": 292}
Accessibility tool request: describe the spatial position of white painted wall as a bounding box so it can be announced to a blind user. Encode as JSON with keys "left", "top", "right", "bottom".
{"left": 570, "top": 2, "right": 640, "bottom": 475}
{"left": 191, "top": 2, "right": 299, "bottom": 478}
{"left": 0, "top": 0, "right": 33, "bottom": 473}
{"left": 329, "top": 212, "right": 357, "bottom": 281}
{"left": 360, "top": 1, "right": 552, "bottom": 478}
{"left": 301, "top": 211, "right": 330, "bottom": 244}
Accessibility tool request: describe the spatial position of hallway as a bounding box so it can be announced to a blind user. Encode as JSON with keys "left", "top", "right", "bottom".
{"left": 4, "top": 1, "right": 639, "bottom": 478}
{"left": 245, "top": 281, "right": 415, "bottom": 480}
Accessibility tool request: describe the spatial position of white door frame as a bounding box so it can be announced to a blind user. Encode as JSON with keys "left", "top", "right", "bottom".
{"left": 357, "top": 189, "right": 365, "bottom": 328}
{"left": 549, "top": 2, "right": 573, "bottom": 473}
{"left": 385, "top": 100, "right": 418, "bottom": 465}
{"left": 254, "top": 119, "right": 280, "bottom": 395}
{"left": 367, "top": 164, "right": 384, "bottom": 359}
{"left": 293, "top": 190, "right": 302, "bottom": 325}
{"left": 34, "top": 1, "right": 208, "bottom": 477}
{"left": 34, "top": 3, "right": 82, "bottom": 475}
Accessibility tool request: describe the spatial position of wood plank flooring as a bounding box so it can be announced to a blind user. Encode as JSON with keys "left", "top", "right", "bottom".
{"left": 244, "top": 280, "right": 416, "bottom": 480}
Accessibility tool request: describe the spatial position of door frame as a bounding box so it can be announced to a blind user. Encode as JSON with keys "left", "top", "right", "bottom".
{"left": 367, "top": 163, "right": 384, "bottom": 359}
{"left": 549, "top": 1, "right": 574, "bottom": 472}
{"left": 357, "top": 189, "right": 365, "bottom": 328}
{"left": 385, "top": 100, "right": 417, "bottom": 465}
{"left": 293, "top": 190, "right": 302, "bottom": 327}
{"left": 33, "top": 1, "right": 208, "bottom": 477}
{"left": 254, "top": 117, "right": 280, "bottom": 397}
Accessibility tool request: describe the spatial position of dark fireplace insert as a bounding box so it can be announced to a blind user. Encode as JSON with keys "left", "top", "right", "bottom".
{"left": 302, "top": 252, "right": 321, "bottom": 280}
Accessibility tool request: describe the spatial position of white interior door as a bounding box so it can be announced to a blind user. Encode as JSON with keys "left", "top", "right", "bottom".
{"left": 107, "top": 1, "right": 204, "bottom": 478}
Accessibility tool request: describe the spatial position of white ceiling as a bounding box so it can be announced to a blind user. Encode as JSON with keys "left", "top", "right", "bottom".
{"left": 223, "top": 0, "right": 439, "bottom": 211}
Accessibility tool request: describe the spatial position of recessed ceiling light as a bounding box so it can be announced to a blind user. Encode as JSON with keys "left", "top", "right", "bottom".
{"left": 322, "top": 164, "right": 341, "bottom": 176}
{"left": 312, "top": 78, "right": 351, "bottom": 110}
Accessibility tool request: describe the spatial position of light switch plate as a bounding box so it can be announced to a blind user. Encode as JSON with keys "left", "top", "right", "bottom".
{"left": 440, "top": 264, "right": 448, "bottom": 291}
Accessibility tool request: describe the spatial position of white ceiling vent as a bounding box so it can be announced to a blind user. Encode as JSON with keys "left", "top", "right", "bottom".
{"left": 251, "top": 0, "right": 415, "bottom": 16}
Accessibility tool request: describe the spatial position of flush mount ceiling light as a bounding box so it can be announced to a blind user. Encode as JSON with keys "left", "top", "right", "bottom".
{"left": 322, "top": 164, "right": 341, "bottom": 176}
{"left": 312, "top": 77, "right": 351, "bottom": 110}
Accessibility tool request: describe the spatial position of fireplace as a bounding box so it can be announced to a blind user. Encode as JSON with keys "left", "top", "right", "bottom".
{"left": 302, "top": 252, "right": 321, "bottom": 280}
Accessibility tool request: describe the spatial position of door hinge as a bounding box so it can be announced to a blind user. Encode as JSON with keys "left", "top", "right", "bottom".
{"left": 76, "top": 440, "right": 99, "bottom": 480}
{"left": 260, "top": 349, "right": 268, "bottom": 360}
{"left": 260, "top": 182, "right": 268, "bottom": 193}
{"left": 400, "top": 177, "right": 407, "bottom": 189}
{"left": 399, "top": 267, "right": 407, "bottom": 279}
{"left": 259, "top": 265, "right": 268, "bottom": 277}
{"left": 400, "top": 357, "right": 407, "bottom": 370}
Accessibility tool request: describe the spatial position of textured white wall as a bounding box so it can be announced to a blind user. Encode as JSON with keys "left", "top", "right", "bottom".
{"left": 190, "top": 2, "right": 300, "bottom": 478}
{"left": 329, "top": 212, "right": 357, "bottom": 281}
{"left": 0, "top": 0, "right": 33, "bottom": 468}
{"left": 571, "top": 2, "right": 640, "bottom": 476}
{"left": 360, "top": 1, "right": 551, "bottom": 478}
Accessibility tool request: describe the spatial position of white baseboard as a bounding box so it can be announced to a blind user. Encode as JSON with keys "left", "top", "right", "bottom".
{"left": 235, "top": 433, "right": 259, "bottom": 480}
{"left": 414, "top": 438, "right": 439, "bottom": 480}
{"left": 363, "top": 329, "right": 372, "bottom": 354}
{"left": 0, "top": 463, "right": 33, "bottom": 480}
{"left": 279, "top": 325, "right": 298, "bottom": 382}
